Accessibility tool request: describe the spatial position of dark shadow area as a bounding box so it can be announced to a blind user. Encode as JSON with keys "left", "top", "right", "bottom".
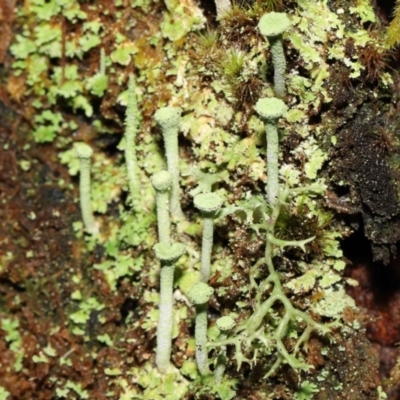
{"left": 198, "top": 0, "right": 218, "bottom": 26}
{"left": 375, "top": 0, "right": 397, "bottom": 20}
{"left": 343, "top": 225, "right": 400, "bottom": 307}
{"left": 343, "top": 224, "right": 400, "bottom": 398}
{"left": 120, "top": 297, "right": 139, "bottom": 323}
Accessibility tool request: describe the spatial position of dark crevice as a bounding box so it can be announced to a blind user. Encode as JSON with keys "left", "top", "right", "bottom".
{"left": 120, "top": 297, "right": 139, "bottom": 322}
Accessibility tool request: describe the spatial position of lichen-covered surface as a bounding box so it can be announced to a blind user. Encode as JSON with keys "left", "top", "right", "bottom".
{"left": 1, "top": 0, "right": 400, "bottom": 398}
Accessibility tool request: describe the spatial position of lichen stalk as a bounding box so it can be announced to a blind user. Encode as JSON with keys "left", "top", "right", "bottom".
{"left": 214, "top": 344, "right": 227, "bottom": 384}
{"left": 265, "top": 120, "right": 279, "bottom": 206}
{"left": 254, "top": 97, "right": 287, "bottom": 206}
{"left": 156, "top": 264, "right": 175, "bottom": 373}
{"left": 193, "top": 193, "right": 223, "bottom": 282}
{"left": 151, "top": 171, "right": 172, "bottom": 245}
{"left": 99, "top": 48, "right": 106, "bottom": 75}
{"left": 154, "top": 242, "right": 186, "bottom": 373}
{"left": 124, "top": 75, "right": 142, "bottom": 209}
{"left": 165, "top": 130, "right": 182, "bottom": 219}
{"left": 214, "top": 316, "right": 235, "bottom": 383}
{"left": 258, "top": 12, "right": 291, "bottom": 99}
{"left": 188, "top": 282, "right": 214, "bottom": 376}
{"left": 154, "top": 107, "right": 184, "bottom": 220}
{"left": 195, "top": 304, "right": 210, "bottom": 375}
{"left": 156, "top": 191, "right": 171, "bottom": 245}
{"left": 269, "top": 37, "right": 286, "bottom": 98}
{"left": 75, "top": 142, "right": 98, "bottom": 235}
{"left": 200, "top": 217, "right": 213, "bottom": 282}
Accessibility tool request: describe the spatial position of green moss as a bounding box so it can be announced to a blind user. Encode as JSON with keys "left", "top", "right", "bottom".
{"left": 94, "top": 253, "right": 144, "bottom": 291}
{"left": 69, "top": 296, "right": 104, "bottom": 335}
{"left": 58, "top": 381, "right": 89, "bottom": 399}
{"left": 160, "top": 0, "right": 205, "bottom": 41}
{"left": 0, "top": 387, "right": 11, "bottom": 400}
{"left": 130, "top": 362, "right": 189, "bottom": 399}
{"left": 1, "top": 318, "right": 24, "bottom": 372}
{"left": 32, "top": 110, "right": 63, "bottom": 143}
{"left": 294, "top": 380, "right": 320, "bottom": 400}
{"left": 350, "top": 0, "right": 377, "bottom": 23}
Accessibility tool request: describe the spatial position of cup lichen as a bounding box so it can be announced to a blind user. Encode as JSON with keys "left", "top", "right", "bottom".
{"left": 254, "top": 97, "right": 287, "bottom": 206}
{"left": 258, "top": 12, "right": 291, "bottom": 98}
{"left": 154, "top": 106, "right": 184, "bottom": 220}
{"left": 193, "top": 192, "right": 223, "bottom": 282}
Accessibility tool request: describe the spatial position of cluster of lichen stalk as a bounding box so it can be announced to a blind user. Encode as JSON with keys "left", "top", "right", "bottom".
{"left": 73, "top": 12, "right": 336, "bottom": 382}
{"left": 152, "top": 106, "right": 225, "bottom": 375}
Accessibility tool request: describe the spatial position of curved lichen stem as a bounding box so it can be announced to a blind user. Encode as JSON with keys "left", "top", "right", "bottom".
{"left": 264, "top": 355, "right": 283, "bottom": 379}
{"left": 124, "top": 75, "right": 142, "bottom": 210}
{"left": 249, "top": 257, "right": 266, "bottom": 289}
{"left": 151, "top": 171, "right": 172, "bottom": 245}
{"left": 266, "top": 233, "right": 315, "bottom": 251}
{"left": 206, "top": 182, "right": 337, "bottom": 377}
{"left": 254, "top": 275, "right": 273, "bottom": 306}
